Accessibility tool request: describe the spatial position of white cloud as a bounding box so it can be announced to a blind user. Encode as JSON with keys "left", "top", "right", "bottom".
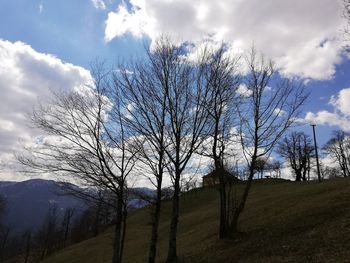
{"left": 304, "top": 111, "right": 350, "bottom": 131}
{"left": 236, "top": 84, "right": 252, "bottom": 97}
{"left": 302, "top": 87, "right": 350, "bottom": 131}
{"left": 274, "top": 108, "right": 286, "bottom": 117}
{"left": 91, "top": 0, "right": 106, "bottom": 10}
{"left": 104, "top": 0, "right": 345, "bottom": 80}
{"left": 0, "top": 40, "right": 92, "bottom": 181}
{"left": 276, "top": 38, "right": 341, "bottom": 80}
{"left": 114, "top": 68, "right": 134, "bottom": 75}
{"left": 330, "top": 87, "right": 350, "bottom": 116}
{"left": 39, "top": 3, "right": 44, "bottom": 14}
{"left": 105, "top": 1, "right": 154, "bottom": 41}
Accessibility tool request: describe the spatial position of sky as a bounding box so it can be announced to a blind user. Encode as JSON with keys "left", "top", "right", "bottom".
{"left": 0, "top": 0, "right": 350, "bottom": 182}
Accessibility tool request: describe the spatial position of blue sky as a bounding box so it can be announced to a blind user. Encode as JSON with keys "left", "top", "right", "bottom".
{"left": 0, "top": 0, "right": 349, "bottom": 181}
{"left": 0, "top": 0, "right": 145, "bottom": 64}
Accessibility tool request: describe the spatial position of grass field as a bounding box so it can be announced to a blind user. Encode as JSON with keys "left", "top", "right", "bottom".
{"left": 43, "top": 178, "right": 350, "bottom": 263}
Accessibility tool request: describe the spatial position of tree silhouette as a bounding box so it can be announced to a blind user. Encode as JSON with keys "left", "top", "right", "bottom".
{"left": 17, "top": 64, "right": 139, "bottom": 263}
{"left": 323, "top": 130, "right": 350, "bottom": 177}
{"left": 232, "top": 48, "right": 308, "bottom": 233}
{"left": 277, "top": 132, "right": 314, "bottom": 181}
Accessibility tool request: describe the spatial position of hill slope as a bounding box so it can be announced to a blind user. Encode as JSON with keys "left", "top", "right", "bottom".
{"left": 43, "top": 178, "right": 350, "bottom": 263}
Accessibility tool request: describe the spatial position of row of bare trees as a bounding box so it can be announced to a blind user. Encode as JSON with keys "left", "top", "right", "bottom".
{"left": 0, "top": 203, "right": 72, "bottom": 263}
{"left": 0, "top": 196, "right": 116, "bottom": 263}
{"left": 116, "top": 40, "right": 307, "bottom": 260}
{"left": 17, "top": 37, "right": 307, "bottom": 262}
{"left": 277, "top": 132, "right": 315, "bottom": 181}
{"left": 277, "top": 130, "right": 350, "bottom": 181}
{"left": 116, "top": 39, "right": 215, "bottom": 262}
{"left": 0, "top": 195, "right": 8, "bottom": 263}
{"left": 275, "top": 129, "right": 350, "bottom": 182}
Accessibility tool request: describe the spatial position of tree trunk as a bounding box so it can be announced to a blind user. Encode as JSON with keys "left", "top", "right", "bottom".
{"left": 214, "top": 144, "right": 229, "bottom": 239}
{"left": 63, "top": 213, "right": 72, "bottom": 248}
{"left": 219, "top": 181, "right": 228, "bottom": 239}
{"left": 40, "top": 229, "right": 49, "bottom": 261}
{"left": 295, "top": 170, "right": 302, "bottom": 181}
{"left": 302, "top": 169, "right": 307, "bottom": 181}
{"left": 120, "top": 203, "right": 127, "bottom": 262}
{"left": 112, "top": 194, "right": 124, "bottom": 263}
{"left": 148, "top": 181, "right": 162, "bottom": 263}
{"left": 94, "top": 200, "right": 102, "bottom": 237}
{"left": 23, "top": 232, "right": 31, "bottom": 263}
{"left": 341, "top": 163, "right": 347, "bottom": 177}
{"left": 344, "top": 158, "right": 350, "bottom": 177}
{"left": 166, "top": 173, "right": 181, "bottom": 263}
{"left": 230, "top": 158, "right": 256, "bottom": 233}
{"left": 0, "top": 228, "right": 9, "bottom": 263}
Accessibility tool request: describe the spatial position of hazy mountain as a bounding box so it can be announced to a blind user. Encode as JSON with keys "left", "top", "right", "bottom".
{"left": 0, "top": 179, "right": 155, "bottom": 235}
{"left": 0, "top": 179, "right": 85, "bottom": 234}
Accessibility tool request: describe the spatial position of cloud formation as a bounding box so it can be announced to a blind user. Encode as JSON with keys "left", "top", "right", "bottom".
{"left": 91, "top": 0, "right": 106, "bottom": 10}
{"left": 105, "top": 0, "right": 345, "bottom": 80}
{"left": 0, "top": 40, "right": 91, "bottom": 180}
{"left": 304, "top": 87, "right": 350, "bottom": 131}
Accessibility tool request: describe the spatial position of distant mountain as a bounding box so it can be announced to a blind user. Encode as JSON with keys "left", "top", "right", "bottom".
{"left": 0, "top": 179, "right": 155, "bottom": 235}
{"left": 0, "top": 179, "right": 85, "bottom": 234}
{"left": 0, "top": 181, "right": 17, "bottom": 189}
{"left": 127, "top": 187, "right": 156, "bottom": 209}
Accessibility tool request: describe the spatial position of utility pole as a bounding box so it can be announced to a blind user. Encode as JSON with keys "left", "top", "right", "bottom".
{"left": 311, "top": 124, "right": 322, "bottom": 182}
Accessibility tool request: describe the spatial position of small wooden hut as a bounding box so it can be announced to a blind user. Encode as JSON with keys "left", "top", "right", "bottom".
{"left": 202, "top": 169, "right": 240, "bottom": 187}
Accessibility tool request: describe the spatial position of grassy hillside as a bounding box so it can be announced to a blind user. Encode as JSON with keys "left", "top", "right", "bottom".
{"left": 43, "top": 178, "right": 350, "bottom": 263}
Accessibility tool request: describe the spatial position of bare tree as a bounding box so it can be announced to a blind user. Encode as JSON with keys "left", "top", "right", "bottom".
{"left": 268, "top": 160, "right": 282, "bottom": 178}
{"left": 70, "top": 208, "right": 95, "bottom": 243}
{"left": 180, "top": 173, "right": 198, "bottom": 193}
{"left": 323, "top": 130, "right": 350, "bottom": 177}
{"left": 0, "top": 196, "right": 4, "bottom": 217}
{"left": 320, "top": 164, "right": 341, "bottom": 179}
{"left": 59, "top": 183, "right": 117, "bottom": 234}
{"left": 0, "top": 196, "right": 9, "bottom": 263}
{"left": 116, "top": 38, "right": 212, "bottom": 262}
{"left": 255, "top": 157, "right": 268, "bottom": 179}
{"left": 197, "top": 44, "right": 241, "bottom": 239}
{"left": 0, "top": 227, "right": 9, "bottom": 263}
{"left": 60, "top": 207, "right": 75, "bottom": 248}
{"left": 232, "top": 49, "right": 307, "bottom": 233}
{"left": 36, "top": 204, "right": 59, "bottom": 260}
{"left": 82, "top": 190, "right": 113, "bottom": 238}
{"left": 17, "top": 64, "right": 139, "bottom": 263}
{"left": 114, "top": 38, "right": 170, "bottom": 263}
{"left": 277, "top": 132, "right": 314, "bottom": 181}
{"left": 21, "top": 230, "right": 32, "bottom": 263}
{"left": 159, "top": 41, "right": 212, "bottom": 263}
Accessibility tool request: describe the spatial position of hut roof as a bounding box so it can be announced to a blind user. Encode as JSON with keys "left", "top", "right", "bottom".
{"left": 202, "top": 169, "right": 240, "bottom": 180}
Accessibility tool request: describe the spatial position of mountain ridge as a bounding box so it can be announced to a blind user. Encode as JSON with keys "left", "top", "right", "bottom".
{"left": 0, "top": 179, "right": 154, "bottom": 234}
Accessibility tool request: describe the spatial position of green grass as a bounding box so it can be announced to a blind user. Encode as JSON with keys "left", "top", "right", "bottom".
{"left": 43, "top": 178, "right": 350, "bottom": 263}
